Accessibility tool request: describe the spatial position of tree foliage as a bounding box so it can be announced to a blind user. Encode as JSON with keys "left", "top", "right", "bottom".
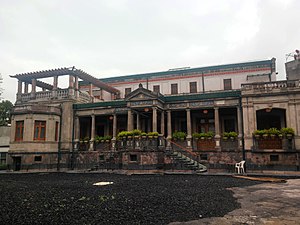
{"left": 0, "top": 100, "right": 13, "bottom": 126}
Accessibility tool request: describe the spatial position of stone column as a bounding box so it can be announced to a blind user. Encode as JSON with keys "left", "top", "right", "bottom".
{"left": 24, "top": 83, "right": 29, "bottom": 93}
{"left": 214, "top": 107, "right": 221, "bottom": 150}
{"left": 136, "top": 113, "right": 141, "bottom": 130}
{"left": 74, "top": 116, "right": 80, "bottom": 150}
{"left": 69, "top": 75, "right": 74, "bottom": 96}
{"left": 127, "top": 109, "right": 133, "bottom": 131}
{"left": 31, "top": 79, "right": 36, "bottom": 99}
{"left": 89, "top": 114, "right": 95, "bottom": 151}
{"left": 166, "top": 110, "right": 172, "bottom": 148}
{"left": 74, "top": 76, "right": 79, "bottom": 99}
{"left": 89, "top": 83, "right": 94, "bottom": 102}
{"left": 52, "top": 76, "right": 58, "bottom": 98}
{"left": 161, "top": 111, "right": 165, "bottom": 136}
{"left": 186, "top": 109, "right": 192, "bottom": 148}
{"left": 152, "top": 107, "right": 157, "bottom": 132}
{"left": 111, "top": 114, "right": 117, "bottom": 150}
{"left": 17, "top": 80, "right": 22, "bottom": 100}
{"left": 237, "top": 106, "right": 243, "bottom": 150}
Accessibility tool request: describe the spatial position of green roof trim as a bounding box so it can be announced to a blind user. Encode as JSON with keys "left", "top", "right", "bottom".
{"left": 74, "top": 100, "right": 127, "bottom": 110}
{"left": 98, "top": 59, "right": 273, "bottom": 84}
{"left": 73, "top": 90, "right": 241, "bottom": 110}
{"left": 164, "top": 90, "right": 241, "bottom": 102}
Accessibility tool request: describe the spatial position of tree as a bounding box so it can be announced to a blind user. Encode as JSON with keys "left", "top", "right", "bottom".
{"left": 0, "top": 100, "right": 13, "bottom": 126}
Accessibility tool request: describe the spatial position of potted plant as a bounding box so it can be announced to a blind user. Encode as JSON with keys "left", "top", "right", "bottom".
{"left": 83, "top": 136, "right": 90, "bottom": 143}
{"left": 148, "top": 131, "right": 159, "bottom": 138}
{"left": 268, "top": 128, "right": 280, "bottom": 139}
{"left": 281, "top": 127, "right": 295, "bottom": 139}
{"left": 132, "top": 129, "right": 142, "bottom": 138}
{"left": 127, "top": 131, "right": 133, "bottom": 139}
{"left": 141, "top": 132, "right": 147, "bottom": 139}
{"left": 103, "top": 135, "right": 112, "bottom": 142}
{"left": 205, "top": 131, "right": 214, "bottom": 139}
{"left": 172, "top": 131, "right": 187, "bottom": 141}
{"left": 253, "top": 129, "right": 264, "bottom": 139}
{"left": 192, "top": 132, "right": 201, "bottom": 140}
{"left": 222, "top": 132, "right": 229, "bottom": 140}
{"left": 228, "top": 131, "right": 238, "bottom": 140}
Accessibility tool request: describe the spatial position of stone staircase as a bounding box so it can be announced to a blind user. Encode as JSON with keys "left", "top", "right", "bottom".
{"left": 166, "top": 140, "right": 207, "bottom": 173}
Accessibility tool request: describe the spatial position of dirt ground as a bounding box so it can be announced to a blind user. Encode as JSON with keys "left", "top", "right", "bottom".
{"left": 0, "top": 173, "right": 262, "bottom": 225}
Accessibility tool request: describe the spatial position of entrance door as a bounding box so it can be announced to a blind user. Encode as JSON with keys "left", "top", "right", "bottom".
{"left": 13, "top": 157, "right": 21, "bottom": 171}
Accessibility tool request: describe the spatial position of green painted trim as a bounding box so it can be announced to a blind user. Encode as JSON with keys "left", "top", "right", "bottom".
{"left": 74, "top": 100, "right": 127, "bottom": 110}
{"left": 164, "top": 90, "right": 241, "bottom": 102}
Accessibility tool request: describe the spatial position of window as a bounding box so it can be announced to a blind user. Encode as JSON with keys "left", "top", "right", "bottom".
{"left": 55, "top": 122, "right": 59, "bottom": 141}
{"left": 223, "top": 79, "right": 232, "bottom": 90}
{"left": 130, "top": 154, "right": 138, "bottom": 162}
{"left": 99, "top": 154, "right": 105, "bottom": 161}
{"left": 125, "top": 88, "right": 131, "bottom": 97}
{"left": 0, "top": 153, "right": 7, "bottom": 164}
{"left": 171, "top": 83, "right": 178, "bottom": 94}
{"left": 153, "top": 85, "right": 160, "bottom": 93}
{"left": 34, "top": 121, "right": 46, "bottom": 141}
{"left": 190, "top": 82, "right": 197, "bottom": 93}
{"left": 200, "top": 154, "right": 208, "bottom": 161}
{"left": 270, "top": 155, "right": 279, "bottom": 162}
{"left": 34, "top": 156, "right": 42, "bottom": 162}
{"left": 15, "top": 121, "right": 24, "bottom": 141}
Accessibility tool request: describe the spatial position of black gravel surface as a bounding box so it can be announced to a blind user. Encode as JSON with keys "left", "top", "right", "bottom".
{"left": 0, "top": 173, "right": 262, "bottom": 225}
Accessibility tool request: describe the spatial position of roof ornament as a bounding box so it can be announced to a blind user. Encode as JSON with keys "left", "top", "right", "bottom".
{"left": 139, "top": 83, "right": 143, "bottom": 88}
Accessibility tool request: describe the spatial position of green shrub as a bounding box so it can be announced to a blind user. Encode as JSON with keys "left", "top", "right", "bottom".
{"left": 147, "top": 131, "right": 159, "bottom": 137}
{"left": 141, "top": 132, "right": 147, "bottom": 136}
{"left": 268, "top": 128, "right": 280, "bottom": 135}
{"left": 281, "top": 127, "right": 295, "bottom": 135}
{"left": 132, "top": 129, "right": 142, "bottom": 136}
{"left": 103, "top": 135, "right": 112, "bottom": 141}
{"left": 172, "top": 131, "right": 187, "bottom": 140}
{"left": 205, "top": 131, "right": 214, "bottom": 138}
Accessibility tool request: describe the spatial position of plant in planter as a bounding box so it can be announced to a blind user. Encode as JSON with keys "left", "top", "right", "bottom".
{"left": 268, "top": 128, "right": 280, "bottom": 139}
{"left": 172, "top": 131, "right": 187, "bottom": 141}
{"left": 192, "top": 132, "right": 202, "bottom": 140}
{"left": 95, "top": 135, "right": 103, "bottom": 143}
{"left": 127, "top": 131, "right": 133, "bottom": 139}
{"left": 148, "top": 131, "right": 159, "bottom": 138}
{"left": 117, "top": 131, "right": 128, "bottom": 139}
{"left": 222, "top": 132, "right": 230, "bottom": 140}
{"left": 281, "top": 127, "right": 295, "bottom": 139}
{"left": 205, "top": 131, "right": 214, "bottom": 139}
{"left": 83, "top": 136, "right": 90, "bottom": 143}
{"left": 253, "top": 129, "right": 265, "bottom": 139}
{"left": 228, "top": 131, "right": 238, "bottom": 140}
{"left": 103, "top": 135, "right": 112, "bottom": 142}
{"left": 141, "top": 132, "right": 147, "bottom": 138}
{"left": 132, "top": 129, "right": 142, "bottom": 138}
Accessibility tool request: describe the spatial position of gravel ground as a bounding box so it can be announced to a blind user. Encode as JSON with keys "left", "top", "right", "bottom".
{"left": 0, "top": 173, "right": 262, "bottom": 225}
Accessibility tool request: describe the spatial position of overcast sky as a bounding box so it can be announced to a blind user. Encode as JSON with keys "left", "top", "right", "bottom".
{"left": 1, "top": 0, "right": 299, "bottom": 102}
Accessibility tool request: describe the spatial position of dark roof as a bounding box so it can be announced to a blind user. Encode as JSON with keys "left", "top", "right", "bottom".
{"left": 99, "top": 59, "right": 274, "bottom": 83}
{"left": 10, "top": 67, "right": 120, "bottom": 94}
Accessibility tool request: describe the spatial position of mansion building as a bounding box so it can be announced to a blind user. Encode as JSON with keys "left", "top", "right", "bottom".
{"left": 7, "top": 57, "right": 300, "bottom": 172}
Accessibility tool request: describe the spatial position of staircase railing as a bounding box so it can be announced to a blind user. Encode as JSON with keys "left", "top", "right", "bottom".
{"left": 164, "top": 138, "right": 207, "bottom": 172}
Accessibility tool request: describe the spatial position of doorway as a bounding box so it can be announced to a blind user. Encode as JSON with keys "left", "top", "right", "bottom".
{"left": 13, "top": 157, "right": 21, "bottom": 171}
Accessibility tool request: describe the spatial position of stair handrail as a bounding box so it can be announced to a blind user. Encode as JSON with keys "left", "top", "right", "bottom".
{"left": 164, "top": 137, "right": 199, "bottom": 162}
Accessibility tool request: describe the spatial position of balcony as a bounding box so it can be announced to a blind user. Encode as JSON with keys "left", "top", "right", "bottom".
{"left": 18, "top": 89, "right": 92, "bottom": 104}
{"left": 252, "top": 136, "right": 295, "bottom": 152}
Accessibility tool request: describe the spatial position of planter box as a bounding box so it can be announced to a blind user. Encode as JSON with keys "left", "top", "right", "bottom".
{"left": 256, "top": 137, "right": 282, "bottom": 149}
{"left": 221, "top": 139, "right": 238, "bottom": 151}
{"left": 197, "top": 139, "right": 215, "bottom": 151}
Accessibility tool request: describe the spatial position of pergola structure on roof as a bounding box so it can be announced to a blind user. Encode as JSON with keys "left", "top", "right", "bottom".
{"left": 10, "top": 67, "right": 120, "bottom": 95}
